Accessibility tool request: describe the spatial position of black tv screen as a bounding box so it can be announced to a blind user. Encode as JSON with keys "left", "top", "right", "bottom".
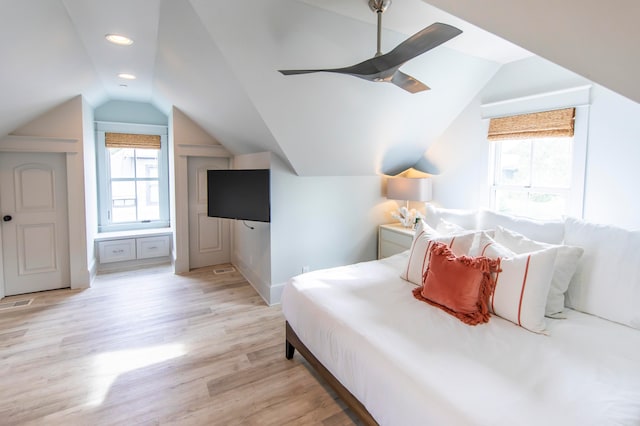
{"left": 207, "top": 169, "right": 270, "bottom": 223}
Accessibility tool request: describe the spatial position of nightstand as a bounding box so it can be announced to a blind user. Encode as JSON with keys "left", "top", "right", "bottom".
{"left": 378, "top": 223, "right": 415, "bottom": 259}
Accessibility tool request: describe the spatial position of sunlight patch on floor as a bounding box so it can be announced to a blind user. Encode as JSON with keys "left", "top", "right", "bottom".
{"left": 87, "top": 343, "right": 186, "bottom": 406}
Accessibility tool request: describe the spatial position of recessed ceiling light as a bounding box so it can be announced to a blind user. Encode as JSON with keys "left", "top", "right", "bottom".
{"left": 118, "top": 73, "right": 136, "bottom": 80}
{"left": 105, "top": 34, "right": 133, "bottom": 46}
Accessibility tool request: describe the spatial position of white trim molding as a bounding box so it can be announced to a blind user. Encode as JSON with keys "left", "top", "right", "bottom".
{"left": 481, "top": 85, "right": 592, "bottom": 119}
{"left": 0, "top": 135, "right": 90, "bottom": 291}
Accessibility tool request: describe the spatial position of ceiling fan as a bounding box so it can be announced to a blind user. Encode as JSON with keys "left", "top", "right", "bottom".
{"left": 278, "top": 0, "right": 462, "bottom": 93}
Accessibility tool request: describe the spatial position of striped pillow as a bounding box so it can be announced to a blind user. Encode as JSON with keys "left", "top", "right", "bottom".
{"left": 401, "top": 220, "right": 477, "bottom": 285}
{"left": 483, "top": 240, "right": 558, "bottom": 334}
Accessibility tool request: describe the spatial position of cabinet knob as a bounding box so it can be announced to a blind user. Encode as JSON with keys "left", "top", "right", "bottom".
{"left": 2, "top": 215, "right": 12, "bottom": 222}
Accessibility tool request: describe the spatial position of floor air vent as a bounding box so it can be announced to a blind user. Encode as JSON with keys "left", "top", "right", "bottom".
{"left": 213, "top": 266, "right": 236, "bottom": 275}
{"left": 0, "top": 299, "right": 33, "bottom": 310}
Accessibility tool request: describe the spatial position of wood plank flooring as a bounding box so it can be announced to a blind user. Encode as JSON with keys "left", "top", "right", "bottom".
{"left": 0, "top": 264, "right": 362, "bottom": 425}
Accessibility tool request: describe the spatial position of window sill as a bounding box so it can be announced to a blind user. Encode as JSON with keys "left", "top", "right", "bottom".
{"left": 94, "top": 228, "right": 173, "bottom": 242}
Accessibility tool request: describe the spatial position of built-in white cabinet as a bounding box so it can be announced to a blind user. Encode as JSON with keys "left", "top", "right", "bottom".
{"left": 96, "top": 233, "right": 171, "bottom": 268}
{"left": 378, "top": 224, "right": 415, "bottom": 259}
{"left": 98, "top": 239, "right": 136, "bottom": 263}
{"left": 136, "top": 236, "right": 171, "bottom": 259}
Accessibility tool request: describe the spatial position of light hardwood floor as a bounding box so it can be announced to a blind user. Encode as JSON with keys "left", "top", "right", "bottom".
{"left": 0, "top": 264, "right": 362, "bottom": 425}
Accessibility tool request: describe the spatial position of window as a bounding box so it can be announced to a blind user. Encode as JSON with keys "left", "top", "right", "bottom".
{"left": 491, "top": 136, "right": 572, "bottom": 219}
{"left": 96, "top": 123, "right": 169, "bottom": 232}
{"left": 487, "top": 107, "right": 586, "bottom": 220}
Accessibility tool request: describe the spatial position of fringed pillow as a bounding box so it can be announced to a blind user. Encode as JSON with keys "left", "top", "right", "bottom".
{"left": 413, "top": 242, "right": 500, "bottom": 325}
{"left": 401, "top": 219, "right": 477, "bottom": 285}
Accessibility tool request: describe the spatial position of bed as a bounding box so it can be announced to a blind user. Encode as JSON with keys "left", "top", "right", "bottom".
{"left": 281, "top": 221, "right": 640, "bottom": 425}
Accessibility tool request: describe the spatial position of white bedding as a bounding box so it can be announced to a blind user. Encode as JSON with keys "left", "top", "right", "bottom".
{"left": 281, "top": 252, "right": 640, "bottom": 426}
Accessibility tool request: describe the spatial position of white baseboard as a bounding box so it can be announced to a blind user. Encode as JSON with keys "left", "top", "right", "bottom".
{"left": 97, "top": 257, "right": 171, "bottom": 273}
{"left": 88, "top": 257, "right": 97, "bottom": 284}
{"left": 269, "top": 282, "right": 286, "bottom": 306}
{"left": 233, "top": 259, "right": 271, "bottom": 305}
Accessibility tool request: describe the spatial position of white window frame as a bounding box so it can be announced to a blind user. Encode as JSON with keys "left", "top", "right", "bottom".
{"left": 489, "top": 136, "right": 572, "bottom": 218}
{"left": 95, "top": 121, "right": 170, "bottom": 233}
{"left": 482, "top": 87, "right": 590, "bottom": 219}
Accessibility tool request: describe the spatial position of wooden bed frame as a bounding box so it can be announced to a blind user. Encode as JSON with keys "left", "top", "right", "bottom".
{"left": 285, "top": 321, "right": 378, "bottom": 426}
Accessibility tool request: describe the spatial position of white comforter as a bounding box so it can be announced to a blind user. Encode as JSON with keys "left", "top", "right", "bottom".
{"left": 281, "top": 253, "right": 640, "bottom": 426}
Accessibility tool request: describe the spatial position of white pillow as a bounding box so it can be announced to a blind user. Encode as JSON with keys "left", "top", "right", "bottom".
{"left": 435, "top": 218, "right": 466, "bottom": 235}
{"left": 494, "top": 226, "right": 584, "bottom": 318}
{"left": 564, "top": 217, "right": 640, "bottom": 330}
{"left": 424, "top": 204, "right": 478, "bottom": 230}
{"left": 470, "top": 231, "right": 513, "bottom": 258}
{"left": 477, "top": 210, "right": 564, "bottom": 244}
{"left": 482, "top": 237, "right": 558, "bottom": 333}
{"left": 401, "top": 219, "right": 477, "bottom": 285}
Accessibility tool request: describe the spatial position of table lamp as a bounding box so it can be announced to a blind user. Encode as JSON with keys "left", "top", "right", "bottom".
{"left": 387, "top": 177, "right": 432, "bottom": 227}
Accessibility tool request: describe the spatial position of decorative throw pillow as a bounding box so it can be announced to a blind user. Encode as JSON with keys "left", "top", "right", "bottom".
{"left": 564, "top": 217, "right": 640, "bottom": 330}
{"left": 482, "top": 238, "right": 559, "bottom": 333}
{"left": 413, "top": 242, "right": 500, "bottom": 325}
{"left": 469, "top": 231, "right": 513, "bottom": 258}
{"left": 435, "top": 218, "right": 466, "bottom": 235}
{"left": 477, "top": 209, "right": 564, "bottom": 244}
{"left": 494, "top": 226, "right": 584, "bottom": 318}
{"left": 401, "top": 219, "right": 477, "bottom": 285}
{"left": 424, "top": 204, "right": 478, "bottom": 230}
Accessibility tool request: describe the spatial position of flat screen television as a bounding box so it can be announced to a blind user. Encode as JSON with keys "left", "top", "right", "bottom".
{"left": 207, "top": 169, "right": 270, "bottom": 223}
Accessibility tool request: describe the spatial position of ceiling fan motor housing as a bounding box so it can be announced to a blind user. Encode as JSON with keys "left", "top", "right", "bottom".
{"left": 368, "top": 0, "right": 391, "bottom": 14}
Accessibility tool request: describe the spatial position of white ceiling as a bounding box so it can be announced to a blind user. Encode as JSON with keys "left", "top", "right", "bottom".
{"left": 0, "top": 0, "right": 636, "bottom": 176}
{"left": 298, "top": 0, "right": 533, "bottom": 64}
{"left": 424, "top": 0, "right": 640, "bottom": 105}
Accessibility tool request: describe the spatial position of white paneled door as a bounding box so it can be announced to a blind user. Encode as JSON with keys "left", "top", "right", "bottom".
{"left": 188, "top": 157, "right": 230, "bottom": 269}
{"left": 0, "top": 152, "right": 70, "bottom": 296}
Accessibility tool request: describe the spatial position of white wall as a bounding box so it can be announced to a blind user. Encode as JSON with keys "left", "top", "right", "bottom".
{"left": 422, "top": 56, "right": 640, "bottom": 229}
{"left": 581, "top": 85, "right": 640, "bottom": 227}
{"left": 82, "top": 97, "right": 97, "bottom": 280}
{"left": 231, "top": 153, "right": 273, "bottom": 303}
{"left": 270, "top": 156, "right": 392, "bottom": 286}
{"left": 170, "top": 107, "right": 231, "bottom": 273}
{"left": 231, "top": 152, "right": 395, "bottom": 305}
{"left": 95, "top": 100, "right": 168, "bottom": 125}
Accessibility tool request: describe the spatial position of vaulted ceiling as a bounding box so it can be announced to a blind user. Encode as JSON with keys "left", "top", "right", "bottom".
{"left": 0, "top": 0, "right": 637, "bottom": 176}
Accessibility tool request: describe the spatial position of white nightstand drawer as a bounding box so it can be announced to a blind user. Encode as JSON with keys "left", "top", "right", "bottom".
{"left": 381, "top": 227, "right": 413, "bottom": 247}
{"left": 378, "top": 224, "right": 415, "bottom": 259}
{"left": 99, "top": 239, "right": 136, "bottom": 263}
{"left": 136, "top": 235, "right": 171, "bottom": 259}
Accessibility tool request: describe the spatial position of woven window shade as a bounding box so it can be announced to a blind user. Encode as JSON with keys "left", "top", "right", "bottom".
{"left": 487, "top": 108, "right": 575, "bottom": 141}
{"left": 105, "top": 132, "right": 161, "bottom": 149}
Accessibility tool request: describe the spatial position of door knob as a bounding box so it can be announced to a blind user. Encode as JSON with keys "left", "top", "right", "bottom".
{"left": 2, "top": 215, "right": 12, "bottom": 222}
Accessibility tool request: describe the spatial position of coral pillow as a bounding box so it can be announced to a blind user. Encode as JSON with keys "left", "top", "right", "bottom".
{"left": 401, "top": 219, "right": 477, "bottom": 285}
{"left": 413, "top": 242, "right": 499, "bottom": 325}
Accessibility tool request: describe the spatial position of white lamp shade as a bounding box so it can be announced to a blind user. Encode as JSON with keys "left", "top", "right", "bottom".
{"left": 387, "top": 177, "right": 432, "bottom": 202}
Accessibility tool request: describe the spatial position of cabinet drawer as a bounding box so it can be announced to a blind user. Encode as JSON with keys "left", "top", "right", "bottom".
{"left": 379, "top": 240, "right": 411, "bottom": 259}
{"left": 136, "top": 235, "right": 170, "bottom": 259}
{"left": 380, "top": 227, "right": 414, "bottom": 248}
{"left": 378, "top": 225, "right": 414, "bottom": 259}
{"left": 99, "top": 239, "right": 136, "bottom": 263}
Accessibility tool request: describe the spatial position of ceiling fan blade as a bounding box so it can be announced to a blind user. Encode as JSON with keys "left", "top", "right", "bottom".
{"left": 382, "top": 22, "right": 462, "bottom": 68}
{"left": 279, "top": 58, "right": 395, "bottom": 79}
{"left": 390, "top": 71, "right": 430, "bottom": 93}
{"left": 279, "top": 22, "right": 461, "bottom": 80}
{"left": 279, "top": 69, "right": 330, "bottom": 75}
